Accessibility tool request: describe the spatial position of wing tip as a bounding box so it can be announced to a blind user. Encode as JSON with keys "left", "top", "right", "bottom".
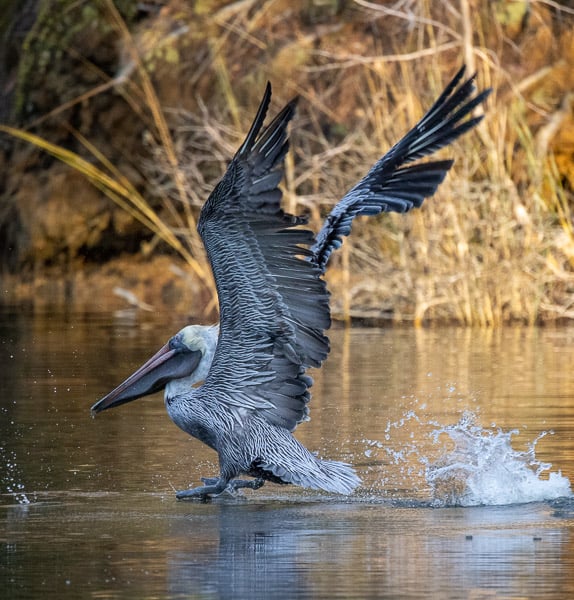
{"left": 236, "top": 81, "right": 273, "bottom": 158}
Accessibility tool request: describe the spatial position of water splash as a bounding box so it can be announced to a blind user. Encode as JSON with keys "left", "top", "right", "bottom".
{"left": 364, "top": 411, "right": 572, "bottom": 507}
{"left": 0, "top": 446, "right": 31, "bottom": 505}
{"left": 424, "top": 412, "right": 572, "bottom": 506}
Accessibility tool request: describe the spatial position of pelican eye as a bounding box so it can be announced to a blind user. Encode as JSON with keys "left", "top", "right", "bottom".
{"left": 168, "top": 336, "right": 187, "bottom": 352}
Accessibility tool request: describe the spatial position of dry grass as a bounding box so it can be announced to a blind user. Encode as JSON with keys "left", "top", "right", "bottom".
{"left": 327, "top": 71, "right": 574, "bottom": 325}
{"left": 148, "top": 66, "right": 573, "bottom": 324}
{"left": 167, "top": 0, "right": 572, "bottom": 326}
{"left": 4, "top": 0, "right": 574, "bottom": 324}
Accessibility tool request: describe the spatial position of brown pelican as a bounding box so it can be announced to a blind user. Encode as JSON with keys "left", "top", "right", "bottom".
{"left": 91, "top": 66, "right": 490, "bottom": 499}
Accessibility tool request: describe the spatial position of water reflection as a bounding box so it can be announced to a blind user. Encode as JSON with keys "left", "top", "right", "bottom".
{"left": 3, "top": 493, "right": 574, "bottom": 599}
{"left": 1, "top": 310, "right": 574, "bottom": 598}
{"left": 164, "top": 501, "right": 574, "bottom": 598}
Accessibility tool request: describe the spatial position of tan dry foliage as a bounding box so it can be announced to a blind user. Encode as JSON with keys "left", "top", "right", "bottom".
{"left": 7, "top": 0, "right": 574, "bottom": 324}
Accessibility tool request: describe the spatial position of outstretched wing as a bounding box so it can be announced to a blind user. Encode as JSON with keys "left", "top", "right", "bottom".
{"left": 311, "top": 66, "right": 491, "bottom": 270}
{"left": 198, "top": 83, "right": 330, "bottom": 431}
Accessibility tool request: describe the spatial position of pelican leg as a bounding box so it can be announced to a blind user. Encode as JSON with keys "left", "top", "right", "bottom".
{"left": 201, "top": 476, "right": 265, "bottom": 492}
{"left": 227, "top": 477, "right": 265, "bottom": 492}
{"left": 200, "top": 477, "right": 220, "bottom": 486}
{"left": 175, "top": 477, "right": 265, "bottom": 500}
{"left": 176, "top": 478, "right": 228, "bottom": 500}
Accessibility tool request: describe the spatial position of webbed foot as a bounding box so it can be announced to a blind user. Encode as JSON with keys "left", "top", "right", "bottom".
{"left": 176, "top": 482, "right": 225, "bottom": 500}
{"left": 176, "top": 477, "right": 265, "bottom": 500}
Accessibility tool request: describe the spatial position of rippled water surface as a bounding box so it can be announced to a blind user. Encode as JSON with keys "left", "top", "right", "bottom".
{"left": 2, "top": 309, "right": 574, "bottom": 599}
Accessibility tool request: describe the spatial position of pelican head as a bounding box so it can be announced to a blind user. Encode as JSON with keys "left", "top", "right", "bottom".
{"left": 91, "top": 324, "right": 219, "bottom": 415}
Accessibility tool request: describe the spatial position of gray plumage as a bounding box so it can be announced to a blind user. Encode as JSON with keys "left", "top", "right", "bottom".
{"left": 91, "top": 66, "right": 490, "bottom": 499}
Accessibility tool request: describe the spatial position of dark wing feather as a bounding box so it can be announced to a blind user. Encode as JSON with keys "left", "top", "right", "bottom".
{"left": 311, "top": 66, "right": 492, "bottom": 270}
{"left": 198, "top": 84, "right": 330, "bottom": 431}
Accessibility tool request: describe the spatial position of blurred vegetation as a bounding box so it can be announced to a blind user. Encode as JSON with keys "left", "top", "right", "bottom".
{"left": 0, "top": 0, "right": 573, "bottom": 325}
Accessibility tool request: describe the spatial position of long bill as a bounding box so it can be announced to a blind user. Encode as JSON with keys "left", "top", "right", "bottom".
{"left": 91, "top": 343, "right": 202, "bottom": 415}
